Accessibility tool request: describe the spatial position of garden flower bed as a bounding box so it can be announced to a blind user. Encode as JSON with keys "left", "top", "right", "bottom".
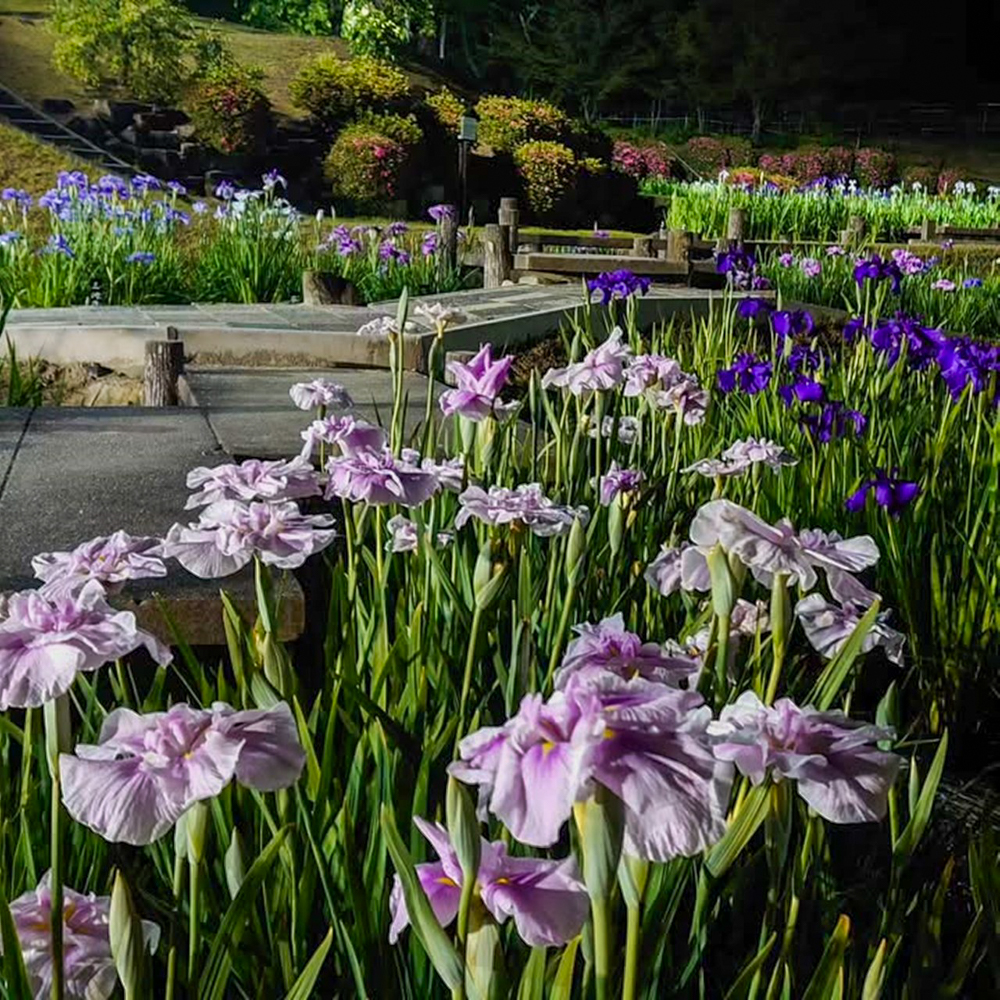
{"left": 0, "top": 275, "right": 996, "bottom": 998}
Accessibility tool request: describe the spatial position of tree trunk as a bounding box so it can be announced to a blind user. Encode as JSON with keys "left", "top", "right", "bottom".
{"left": 751, "top": 99, "right": 764, "bottom": 143}
{"left": 438, "top": 13, "right": 447, "bottom": 60}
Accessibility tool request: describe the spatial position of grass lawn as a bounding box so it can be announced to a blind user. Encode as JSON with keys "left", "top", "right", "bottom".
{"left": 0, "top": 119, "right": 81, "bottom": 191}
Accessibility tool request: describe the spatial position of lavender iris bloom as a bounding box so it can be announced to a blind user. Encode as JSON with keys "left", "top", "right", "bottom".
{"left": 853, "top": 253, "right": 902, "bottom": 294}
{"left": 800, "top": 401, "right": 867, "bottom": 443}
{"left": 553, "top": 614, "right": 700, "bottom": 689}
{"left": 184, "top": 458, "right": 321, "bottom": 508}
{"left": 778, "top": 378, "right": 825, "bottom": 406}
{"left": 455, "top": 484, "right": 588, "bottom": 537}
{"left": 643, "top": 542, "right": 711, "bottom": 597}
{"left": 421, "top": 231, "right": 439, "bottom": 256}
{"left": 162, "top": 500, "right": 336, "bottom": 577}
{"left": 125, "top": 251, "right": 155, "bottom": 265}
{"left": 795, "top": 593, "right": 905, "bottom": 665}
{"left": 586, "top": 269, "right": 651, "bottom": 306}
{"left": 389, "top": 819, "right": 588, "bottom": 947}
{"left": 541, "top": 328, "right": 631, "bottom": 395}
{"left": 8, "top": 873, "right": 160, "bottom": 1000}
{"left": 31, "top": 532, "right": 166, "bottom": 599}
{"left": 386, "top": 515, "right": 419, "bottom": 552}
{"left": 598, "top": 463, "right": 644, "bottom": 505}
{"left": 771, "top": 309, "right": 814, "bottom": 341}
{"left": 299, "top": 415, "right": 387, "bottom": 460}
{"left": 42, "top": 234, "right": 74, "bottom": 258}
{"left": 683, "top": 437, "right": 797, "bottom": 478}
{"left": 589, "top": 415, "right": 639, "bottom": 444}
{"left": 439, "top": 344, "right": 515, "bottom": 422}
{"left": 845, "top": 470, "right": 920, "bottom": 517}
{"left": 60, "top": 702, "right": 305, "bottom": 844}
{"left": 0, "top": 582, "right": 172, "bottom": 709}
{"left": 736, "top": 297, "right": 773, "bottom": 320}
{"left": 289, "top": 378, "right": 354, "bottom": 411}
{"left": 963, "top": 277, "right": 983, "bottom": 288}
{"left": 325, "top": 449, "right": 440, "bottom": 507}
{"left": 778, "top": 253, "right": 795, "bottom": 268}
{"left": 709, "top": 691, "right": 901, "bottom": 824}
{"left": 428, "top": 204, "right": 455, "bottom": 223}
{"left": 931, "top": 278, "right": 956, "bottom": 292}
{"left": 623, "top": 354, "right": 681, "bottom": 396}
{"left": 690, "top": 499, "right": 879, "bottom": 590}
{"left": 451, "top": 674, "right": 732, "bottom": 860}
{"left": 800, "top": 258, "right": 822, "bottom": 278}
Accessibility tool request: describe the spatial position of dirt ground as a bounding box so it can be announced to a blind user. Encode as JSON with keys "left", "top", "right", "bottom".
{"left": 30, "top": 362, "right": 142, "bottom": 406}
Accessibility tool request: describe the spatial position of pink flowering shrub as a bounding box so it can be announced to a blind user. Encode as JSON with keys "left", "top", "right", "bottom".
{"left": 325, "top": 124, "right": 408, "bottom": 205}
{"left": 822, "top": 146, "right": 854, "bottom": 176}
{"left": 902, "top": 165, "right": 939, "bottom": 191}
{"left": 185, "top": 63, "right": 272, "bottom": 155}
{"left": 780, "top": 149, "right": 827, "bottom": 183}
{"left": 756, "top": 153, "right": 782, "bottom": 173}
{"left": 612, "top": 139, "right": 672, "bottom": 181}
{"left": 684, "top": 136, "right": 729, "bottom": 175}
{"left": 855, "top": 148, "right": 897, "bottom": 188}
{"left": 475, "top": 95, "right": 568, "bottom": 153}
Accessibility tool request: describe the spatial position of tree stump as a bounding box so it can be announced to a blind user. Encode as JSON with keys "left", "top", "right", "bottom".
{"left": 632, "top": 236, "right": 653, "bottom": 257}
{"left": 143, "top": 339, "right": 184, "bottom": 407}
{"left": 302, "top": 270, "right": 362, "bottom": 306}
{"left": 499, "top": 197, "right": 520, "bottom": 254}
{"left": 484, "top": 223, "right": 511, "bottom": 289}
{"left": 667, "top": 229, "right": 692, "bottom": 264}
{"left": 726, "top": 208, "right": 746, "bottom": 244}
{"left": 439, "top": 205, "right": 458, "bottom": 276}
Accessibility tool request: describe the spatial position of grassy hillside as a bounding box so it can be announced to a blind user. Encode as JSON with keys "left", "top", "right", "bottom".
{"left": 0, "top": 119, "right": 81, "bottom": 191}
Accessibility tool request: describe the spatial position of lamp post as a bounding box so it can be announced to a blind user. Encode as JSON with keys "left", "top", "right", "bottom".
{"left": 457, "top": 114, "right": 478, "bottom": 226}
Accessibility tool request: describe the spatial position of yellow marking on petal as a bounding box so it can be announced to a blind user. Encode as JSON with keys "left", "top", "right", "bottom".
{"left": 493, "top": 877, "right": 510, "bottom": 885}
{"left": 541, "top": 740, "right": 555, "bottom": 756}
{"left": 603, "top": 727, "right": 616, "bottom": 740}
{"left": 436, "top": 877, "right": 458, "bottom": 887}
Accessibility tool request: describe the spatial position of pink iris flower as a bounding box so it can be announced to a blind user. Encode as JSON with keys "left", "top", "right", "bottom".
{"left": 31, "top": 532, "right": 166, "bottom": 600}
{"left": 184, "top": 457, "right": 321, "bottom": 508}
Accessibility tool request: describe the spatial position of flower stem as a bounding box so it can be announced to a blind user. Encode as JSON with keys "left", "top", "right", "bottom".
{"left": 44, "top": 695, "right": 69, "bottom": 1000}
{"left": 188, "top": 855, "right": 201, "bottom": 983}
{"left": 543, "top": 573, "right": 578, "bottom": 691}
{"left": 165, "top": 849, "right": 186, "bottom": 1000}
{"left": 456, "top": 603, "right": 484, "bottom": 747}
{"left": 592, "top": 896, "right": 611, "bottom": 1000}
{"left": 622, "top": 902, "right": 641, "bottom": 1000}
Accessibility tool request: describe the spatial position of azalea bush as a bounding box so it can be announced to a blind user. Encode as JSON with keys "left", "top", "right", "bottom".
{"left": 325, "top": 125, "right": 409, "bottom": 208}
{"left": 474, "top": 96, "right": 569, "bottom": 153}
{"left": 425, "top": 87, "right": 466, "bottom": 133}
{"left": 611, "top": 139, "right": 672, "bottom": 182}
{"left": 289, "top": 53, "right": 410, "bottom": 129}
{"left": 513, "top": 140, "right": 577, "bottom": 214}
{"left": 184, "top": 61, "right": 272, "bottom": 155}
{"left": 0, "top": 270, "right": 997, "bottom": 997}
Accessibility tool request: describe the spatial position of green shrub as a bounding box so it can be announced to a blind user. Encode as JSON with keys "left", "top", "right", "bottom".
{"left": 51, "top": 0, "right": 193, "bottom": 103}
{"left": 289, "top": 54, "right": 410, "bottom": 128}
{"left": 185, "top": 62, "right": 272, "bottom": 155}
{"left": 513, "top": 140, "right": 576, "bottom": 213}
{"left": 354, "top": 111, "right": 423, "bottom": 148}
{"left": 475, "top": 95, "right": 568, "bottom": 153}
{"left": 425, "top": 87, "right": 465, "bottom": 133}
{"left": 340, "top": 0, "right": 433, "bottom": 60}
{"left": 901, "top": 164, "right": 940, "bottom": 192}
{"left": 325, "top": 124, "right": 408, "bottom": 206}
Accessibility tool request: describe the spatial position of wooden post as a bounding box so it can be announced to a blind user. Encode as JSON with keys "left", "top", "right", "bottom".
{"left": 302, "top": 270, "right": 362, "bottom": 305}
{"left": 632, "top": 236, "right": 653, "bottom": 257}
{"left": 840, "top": 214, "right": 866, "bottom": 246}
{"left": 921, "top": 217, "right": 937, "bottom": 242}
{"left": 656, "top": 223, "right": 668, "bottom": 259}
{"left": 439, "top": 204, "right": 458, "bottom": 275}
{"left": 143, "top": 338, "right": 184, "bottom": 406}
{"left": 726, "top": 208, "right": 746, "bottom": 245}
{"left": 498, "top": 197, "right": 519, "bottom": 254}
{"left": 483, "top": 223, "right": 511, "bottom": 288}
{"left": 667, "top": 228, "right": 691, "bottom": 264}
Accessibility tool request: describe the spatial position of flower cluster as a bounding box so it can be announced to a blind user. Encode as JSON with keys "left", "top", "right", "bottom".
{"left": 586, "top": 269, "right": 651, "bottom": 306}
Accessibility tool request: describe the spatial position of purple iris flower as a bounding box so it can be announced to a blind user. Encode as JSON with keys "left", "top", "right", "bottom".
{"left": 60, "top": 701, "right": 305, "bottom": 844}
{"left": 455, "top": 484, "right": 588, "bottom": 537}
{"left": 451, "top": 673, "right": 732, "bottom": 861}
{"left": 262, "top": 169, "right": 286, "bottom": 190}
{"left": 598, "top": 463, "right": 644, "bottom": 506}
{"left": 778, "top": 378, "right": 825, "bottom": 406}
{"left": 737, "top": 297, "right": 773, "bottom": 320}
{"left": 166, "top": 180, "right": 187, "bottom": 196}
{"left": 41, "top": 234, "right": 74, "bottom": 258}
{"left": 541, "top": 328, "right": 631, "bottom": 395}
{"left": 717, "top": 248, "right": 756, "bottom": 276}
{"left": 846, "top": 470, "right": 920, "bottom": 517}
{"left": 214, "top": 180, "right": 237, "bottom": 200}
{"left": 716, "top": 353, "right": 772, "bottom": 395}
{"left": 853, "top": 253, "right": 902, "bottom": 294}
{"left": 586, "top": 269, "right": 651, "bottom": 306}
{"left": 869, "top": 313, "right": 945, "bottom": 369}
{"left": 0, "top": 582, "right": 172, "bottom": 709}
{"left": 428, "top": 204, "right": 455, "bottom": 223}
{"left": 325, "top": 448, "right": 440, "bottom": 508}
{"left": 185, "top": 458, "right": 321, "bottom": 508}
{"left": 643, "top": 543, "right": 710, "bottom": 597}
{"left": 708, "top": 691, "right": 901, "bottom": 824}
{"left": 125, "top": 251, "right": 155, "bottom": 265}
{"left": 0, "top": 231, "right": 22, "bottom": 246}
{"left": 421, "top": 231, "right": 439, "bottom": 256}
{"left": 553, "top": 614, "right": 700, "bottom": 689}
{"left": 931, "top": 278, "right": 956, "bottom": 292}
{"left": 785, "top": 344, "right": 823, "bottom": 373}
{"left": 289, "top": 378, "right": 354, "bottom": 411}
{"left": 800, "top": 257, "right": 822, "bottom": 278}
{"left": 9, "top": 872, "right": 160, "bottom": 1000}
{"left": 778, "top": 252, "right": 795, "bottom": 268}
{"left": 384, "top": 221, "right": 408, "bottom": 238}
{"left": 683, "top": 437, "right": 797, "bottom": 479}
{"left": 795, "top": 593, "right": 905, "bottom": 665}
{"left": 162, "top": 500, "right": 336, "bottom": 577}
{"left": 31, "top": 532, "right": 166, "bottom": 600}
{"left": 936, "top": 337, "right": 1000, "bottom": 399}
{"left": 800, "top": 400, "right": 867, "bottom": 443}
{"left": 963, "top": 277, "right": 983, "bottom": 288}
{"left": 771, "top": 309, "right": 814, "bottom": 342}
{"left": 1, "top": 187, "right": 32, "bottom": 208}
{"left": 389, "top": 819, "right": 588, "bottom": 947}
{"left": 751, "top": 275, "right": 771, "bottom": 290}
{"left": 130, "top": 174, "right": 161, "bottom": 194}
{"left": 440, "top": 344, "right": 515, "bottom": 422}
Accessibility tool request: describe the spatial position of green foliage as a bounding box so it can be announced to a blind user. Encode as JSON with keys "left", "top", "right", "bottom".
{"left": 355, "top": 111, "right": 423, "bottom": 148}
{"left": 184, "top": 61, "right": 272, "bottom": 155}
{"left": 341, "top": 0, "right": 434, "bottom": 59}
{"left": 51, "top": 0, "right": 194, "bottom": 103}
{"left": 238, "top": 0, "right": 333, "bottom": 34}
{"left": 325, "top": 124, "right": 409, "bottom": 206}
{"left": 475, "top": 95, "right": 568, "bottom": 154}
{"left": 289, "top": 53, "right": 410, "bottom": 128}
{"left": 425, "top": 87, "right": 466, "bottom": 133}
{"left": 513, "top": 140, "right": 576, "bottom": 214}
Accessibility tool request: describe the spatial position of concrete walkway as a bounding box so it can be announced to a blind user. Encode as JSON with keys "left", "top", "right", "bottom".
{"left": 0, "top": 368, "right": 438, "bottom": 645}
{"left": 3, "top": 285, "right": 748, "bottom": 372}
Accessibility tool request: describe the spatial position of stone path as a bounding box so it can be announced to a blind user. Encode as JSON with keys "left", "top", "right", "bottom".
{"left": 0, "top": 369, "right": 438, "bottom": 645}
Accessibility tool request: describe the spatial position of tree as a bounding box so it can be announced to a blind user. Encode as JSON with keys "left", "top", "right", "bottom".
{"left": 51, "top": 0, "right": 195, "bottom": 104}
